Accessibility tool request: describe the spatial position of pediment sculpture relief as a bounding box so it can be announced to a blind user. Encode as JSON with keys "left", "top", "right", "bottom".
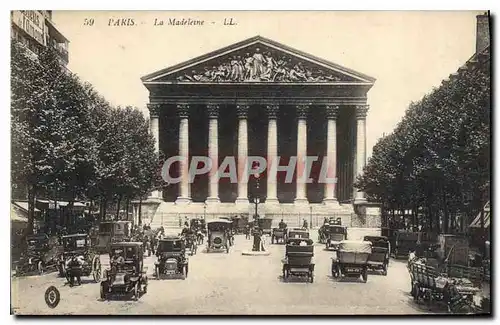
{"left": 176, "top": 47, "right": 345, "bottom": 83}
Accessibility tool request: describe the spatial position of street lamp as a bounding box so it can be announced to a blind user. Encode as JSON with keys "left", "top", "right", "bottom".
{"left": 253, "top": 173, "right": 260, "bottom": 221}
{"left": 203, "top": 203, "right": 207, "bottom": 219}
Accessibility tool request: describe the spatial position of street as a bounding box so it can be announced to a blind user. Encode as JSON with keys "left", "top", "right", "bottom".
{"left": 12, "top": 230, "right": 431, "bottom": 315}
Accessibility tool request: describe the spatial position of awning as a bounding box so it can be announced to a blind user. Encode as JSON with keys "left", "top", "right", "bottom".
{"left": 12, "top": 201, "right": 40, "bottom": 213}
{"left": 10, "top": 206, "right": 28, "bottom": 223}
{"left": 470, "top": 201, "right": 491, "bottom": 228}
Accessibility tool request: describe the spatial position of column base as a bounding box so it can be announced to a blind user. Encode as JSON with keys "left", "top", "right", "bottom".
{"left": 205, "top": 197, "right": 220, "bottom": 204}
{"left": 323, "top": 198, "right": 340, "bottom": 205}
{"left": 265, "top": 197, "right": 280, "bottom": 205}
{"left": 148, "top": 190, "right": 163, "bottom": 201}
{"left": 235, "top": 197, "right": 250, "bottom": 205}
{"left": 175, "top": 197, "right": 192, "bottom": 204}
{"left": 294, "top": 198, "right": 309, "bottom": 205}
{"left": 354, "top": 197, "right": 367, "bottom": 205}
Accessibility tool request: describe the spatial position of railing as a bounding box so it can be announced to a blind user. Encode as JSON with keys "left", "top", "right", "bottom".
{"left": 144, "top": 212, "right": 381, "bottom": 229}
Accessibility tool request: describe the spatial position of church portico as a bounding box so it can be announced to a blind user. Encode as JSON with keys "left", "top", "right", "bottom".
{"left": 141, "top": 36, "right": 377, "bottom": 221}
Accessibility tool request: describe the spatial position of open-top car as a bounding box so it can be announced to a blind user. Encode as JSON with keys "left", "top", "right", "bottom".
{"left": 15, "top": 234, "right": 60, "bottom": 276}
{"left": 59, "top": 233, "right": 101, "bottom": 285}
{"left": 364, "top": 235, "right": 390, "bottom": 276}
{"left": 331, "top": 240, "right": 372, "bottom": 283}
{"left": 154, "top": 236, "right": 188, "bottom": 279}
{"left": 100, "top": 242, "right": 148, "bottom": 301}
{"left": 287, "top": 228, "right": 310, "bottom": 240}
{"left": 324, "top": 225, "right": 348, "bottom": 250}
{"left": 282, "top": 238, "right": 315, "bottom": 283}
{"left": 207, "top": 220, "right": 232, "bottom": 253}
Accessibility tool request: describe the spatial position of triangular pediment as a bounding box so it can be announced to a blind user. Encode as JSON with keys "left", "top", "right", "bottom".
{"left": 142, "top": 36, "right": 375, "bottom": 84}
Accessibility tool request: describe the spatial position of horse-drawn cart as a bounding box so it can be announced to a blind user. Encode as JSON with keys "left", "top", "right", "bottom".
{"left": 408, "top": 261, "right": 480, "bottom": 314}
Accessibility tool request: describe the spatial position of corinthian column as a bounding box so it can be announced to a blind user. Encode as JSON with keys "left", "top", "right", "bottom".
{"left": 235, "top": 104, "right": 249, "bottom": 205}
{"left": 147, "top": 103, "right": 162, "bottom": 200}
{"left": 206, "top": 104, "right": 220, "bottom": 203}
{"left": 354, "top": 105, "right": 369, "bottom": 203}
{"left": 266, "top": 104, "right": 279, "bottom": 204}
{"left": 294, "top": 104, "right": 309, "bottom": 205}
{"left": 324, "top": 105, "right": 339, "bottom": 204}
{"left": 175, "top": 103, "right": 191, "bottom": 204}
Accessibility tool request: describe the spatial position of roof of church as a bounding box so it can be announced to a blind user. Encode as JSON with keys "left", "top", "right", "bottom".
{"left": 141, "top": 35, "right": 376, "bottom": 84}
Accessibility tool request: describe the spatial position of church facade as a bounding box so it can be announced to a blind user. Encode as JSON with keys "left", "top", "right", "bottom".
{"left": 139, "top": 36, "right": 380, "bottom": 225}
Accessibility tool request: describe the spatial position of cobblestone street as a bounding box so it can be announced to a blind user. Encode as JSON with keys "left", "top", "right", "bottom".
{"left": 11, "top": 230, "right": 434, "bottom": 315}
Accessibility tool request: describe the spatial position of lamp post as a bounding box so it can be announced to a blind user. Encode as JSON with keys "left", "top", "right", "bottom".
{"left": 203, "top": 203, "right": 207, "bottom": 219}
{"left": 253, "top": 173, "right": 260, "bottom": 220}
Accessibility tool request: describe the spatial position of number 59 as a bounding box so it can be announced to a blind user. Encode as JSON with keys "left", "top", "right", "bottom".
{"left": 84, "top": 18, "right": 94, "bottom": 26}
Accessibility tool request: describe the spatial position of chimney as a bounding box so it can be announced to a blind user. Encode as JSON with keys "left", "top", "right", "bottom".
{"left": 476, "top": 12, "right": 490, "bottom": 53}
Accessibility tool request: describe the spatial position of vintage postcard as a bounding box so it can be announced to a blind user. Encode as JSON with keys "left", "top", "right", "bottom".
{"left": 10, "top": 10, "right": 491, "bottom": 315}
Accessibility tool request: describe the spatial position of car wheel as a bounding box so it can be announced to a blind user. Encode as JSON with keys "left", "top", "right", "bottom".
{"left": 361, "top": 268, "right": 368, "bottom": 283}
{"left": 155, "top": 266, "right": 160, "bottom": 280}
{"left": 382, "top": 264, "right": 388, "bottom": 276}
{"left": 309, "top": 272, "right": 314, "bottom": 283}
{"left": 185, "top": 265, "right": 189, "bottom": 278}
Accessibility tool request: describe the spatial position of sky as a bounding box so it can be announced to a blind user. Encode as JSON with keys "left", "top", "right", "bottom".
{"left": 51, "top": 11, "right": 481, "bottom": 158}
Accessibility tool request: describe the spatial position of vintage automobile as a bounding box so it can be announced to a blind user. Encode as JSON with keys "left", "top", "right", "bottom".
{"left": 95, "top": 221, "right": 132, "bottom": 253}
{"left": 100, "top": 242, "right": 148, "bottom": 301}
{"left": 15, "top": 234, "right": 60, "bottom": 276}
{"left": 206, "top": 220, "right": 232, "bottom": 253}
{"left": 364, "top": 235, "right": 390, "bottom": 276}
{"left": 59, "top": 234, "right": 102, "bottom": 285}
{"left": 331, "top": 240, "right": 372, "bottom": 283}
{"left": 257, "top": 217, "right": 273, "bottom": 236}
{"left": 154, "top": 236, "right": 189, "bottom": 279}
{"left": 271, "top": 228, "right": 287, "bottom": 244}
{"left": 287, "top": 228, "right": 310, "bottom": 240}
{"left": 325, "top": 225, "right": 348, "bottom": 250}
{"left": 282, "top": 238, "right": 315, "bottom": 283}
{"left": 392, "top": 230, "right": 419, "bottom": 258}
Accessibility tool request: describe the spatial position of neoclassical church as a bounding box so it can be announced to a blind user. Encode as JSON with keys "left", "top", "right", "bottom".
{"left": 138, "top": 36, "right": 380, "bottom": 226}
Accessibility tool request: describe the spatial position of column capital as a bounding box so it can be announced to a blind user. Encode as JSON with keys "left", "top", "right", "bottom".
{"left": 266, "top": 104, "right": 279, "bottom": 119}
{"left": 177, "top": 103, "right": 190, "bottom": 118}
{"left": 355, "top": 105, "right": 369, "bottom": 119}
{"left": 207, "top": 104, "right": 219, "bottom": 118}
{"left": 236, "top": 104, "right": 249, "bottom": 119}
{"left": 325, "top": 105, "right": 340, "bottom": 120}
{"left": 296, "top": 104, "right": 309, "bottom": 119}
{"left": 147, "top": 103, "right": 161, "bottom": 117}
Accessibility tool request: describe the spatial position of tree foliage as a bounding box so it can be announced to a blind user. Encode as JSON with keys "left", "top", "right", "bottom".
{"left": 11, "top": 41, "right": 159, "bottom": 233}
{"left": 356, "top": 50, "right": 490, "bottom": 233}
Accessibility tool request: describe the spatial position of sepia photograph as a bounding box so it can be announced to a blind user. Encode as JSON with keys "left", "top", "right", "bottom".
{"left": 9, "top": 10, "right": 491, "bottom": 315}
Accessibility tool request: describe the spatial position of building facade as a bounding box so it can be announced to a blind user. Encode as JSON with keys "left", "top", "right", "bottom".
{"left": 140, "top": 36, "right": 381, "bottom": 226}
{"left": 11, "top": 10, "right": 69, "bottom": 65}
